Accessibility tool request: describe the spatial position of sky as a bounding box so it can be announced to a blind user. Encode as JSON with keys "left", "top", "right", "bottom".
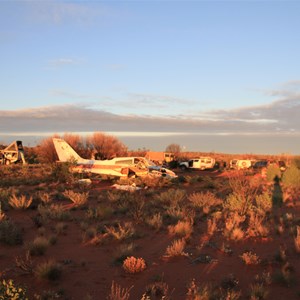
{"left": 1, "top": 0, "right": 300, "bottom": 154}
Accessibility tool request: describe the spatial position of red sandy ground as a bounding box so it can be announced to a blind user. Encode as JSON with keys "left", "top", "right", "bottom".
{"left": 1, "top": 169, "right": 300, "bottom": 299}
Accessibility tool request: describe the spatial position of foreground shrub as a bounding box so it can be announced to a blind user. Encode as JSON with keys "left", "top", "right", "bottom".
{"left": 35, "top": 260, "right": 62, "bottom": 281}
{"left": 107, "top": 281, "right": 132, "bottom": 300}
{"left": 9, "top": 194, "right": 32, "bottom": 210}
{"left": 188, "top": 191, "right": 221, "bottom": 214}
{"left": 122, "top": 256, "right": 146, "bottom": 274}
{"left": 105, "top": 222, "right": 135, "bottom": 241}
{"left": 63, "top": 190, "right": 89, "bottom": 207}
{"left": 168, "top": 220, "right": 193, "bottom": 238}
{"left": 0, "top": 220, "right": 23, "bottom": 245}
{"left": 146, "top": 213, "right": 163, "bottom": 231}
{"left": 240, "top": 251, "right": 261, "bottom": 265}
{"left": 0, "top": 279, "right": 28, "bottom": 300}
{"left": 165, "top": 238, "right": 187, "bottom": 257}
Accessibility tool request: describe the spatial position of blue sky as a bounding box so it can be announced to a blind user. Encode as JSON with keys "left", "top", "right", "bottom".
{"left": 1, "top": 1, "right": 300, "bottom": 154}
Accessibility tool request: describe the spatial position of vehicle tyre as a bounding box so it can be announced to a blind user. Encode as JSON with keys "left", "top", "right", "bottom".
{"left": 180, "top": 165, "right": 187, "bottom": 171}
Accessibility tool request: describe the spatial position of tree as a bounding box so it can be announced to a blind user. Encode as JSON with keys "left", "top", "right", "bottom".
{"left": 86, "top": 132, "right": 127, "bottom": 160}
{"left": 165, "top": 143, "right": 181, "bottom": 154}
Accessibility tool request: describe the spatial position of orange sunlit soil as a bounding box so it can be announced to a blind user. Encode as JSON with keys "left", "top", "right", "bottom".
{"left": 1, "top": 164, "right": 300, "bottom": 299}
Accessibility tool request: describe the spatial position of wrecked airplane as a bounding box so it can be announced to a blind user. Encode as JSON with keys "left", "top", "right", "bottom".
{"left": 53, "top": 138, "right": 177, "bottom": 179}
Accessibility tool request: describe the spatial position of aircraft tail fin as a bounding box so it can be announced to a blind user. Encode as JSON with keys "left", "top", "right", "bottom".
{"left": 53, "top": 138, "right": 83, "bottom": 162}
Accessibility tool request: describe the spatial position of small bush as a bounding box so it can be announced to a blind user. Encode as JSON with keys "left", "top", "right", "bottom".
{"left": 168, "top": 220, "right": 193, "bottom": 238}
{"left": 105, "top": 222, "right": 135, "bottom": 241}
{"left": 122, "top": 256, "right": 146, "bottom": 274}
{"left": 165, "top": 239, "right": 187, "bottom": 257}
{"left": 107, "top": 281, "right": 132, "bottom": 300}
{"left": 146, "top": 213, "right": 163, "bottom": 231}
{"left": 63, "top": 190, "right": 89, "bottom": 207}
{"left": 240, "top": 251, "right": 260, "bottom": 265}
{"left": 9, "top": 194, "right": 32, "bottom": 210}
{"left": 35, "top": 260, "right": 62, "bottom": 281}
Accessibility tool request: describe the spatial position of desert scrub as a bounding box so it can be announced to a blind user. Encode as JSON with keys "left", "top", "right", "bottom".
{"left": 28, "top": 236, "right": 49, "bottom": 256}
{"left": 37, "top": 204, "right": 71, "bottom": 221}
{"left": 105, "top": 222, "right": 135, "bottom": 241}
{"left": 168, "top": 220, "right": 193, "bottom": 238}
{"left": 122, "top": 256, "right": 146, "bottom": 274}
{"left": 146, "top": 213, "right": 163, "bottom": 231}
{"left": 9, "top": 193, "right": 32, "bottom": 210}
{"left": 240, "top": 251, "right": 261, "bottom": 265}
{"left": 186, "top": 279, "right": 212, "bottom": 300}
{"left": 35, "top": 260, "right": 62, "bottom": 281}
{"left": 247, "top": 211, "right": 269, "bottom": 238}
{"left": 85, "top": 204, "right": 113, "bottom": 221}
{"left": 223, "top": 212, "right": 246, "bottom": 241}
{"left": 0, "top": 279, "right": 28, "bottom": 300}
{"left": 223, "top": 192, "right": 253, "bottom": 216}
{"left": 51, "top": 162, "right": 74, "bottom": 183}
{"left": 63, "top": 190, "right": 89, "bottom": 207}
{"left": 188, "top": 191, "right": 222, "bottom": 214}
{"left": 248, "top": 283, "right": 268, "bottom": 300}
{"left": 0, "top": 220, "right": 23, "bottom": 245}
{"left": 154, "top": 189, "right": 186, "bottom": 206}
{"left": 37, "top": 191, "right": 52, "bottom": 205}
{"left": 255, "top": 192, "right": 272, "bottom": 215}
{"left": 107, "top": 281, "right": 132, "bottom": 300}
{"left": 144, "top": 280, "right": 170, "bottom": 299}
{"left": 164, "top": 238, "right": 187, "bottom": 258}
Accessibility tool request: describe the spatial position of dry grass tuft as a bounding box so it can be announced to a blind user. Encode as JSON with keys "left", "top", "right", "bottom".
{"left": 107, "top": 281, "right": 133, "bottom": 300}
{"left": 122, "top": 256, "right": 146, "bottom": 274}
{"left": 9, "top": 193, "right": 32, "bottom": 210}
{"left": 165, "top": 238, "right": 187, "bottom": 258}
{"left": 63, "top": 190, "right": 89, "bottom": 207}
{"left": 168, "top": 220, "right": 193, "bottom": 238}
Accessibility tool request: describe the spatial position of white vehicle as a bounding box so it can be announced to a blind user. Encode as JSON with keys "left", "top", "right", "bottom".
{"left": 53, "top": 138, "right": 177, "bottom": 179}
{"left": 179, "top": 157, "right": 215, "bottom": 171}
{"left": 236, "top": 160, "right": 252, "bottom": 170}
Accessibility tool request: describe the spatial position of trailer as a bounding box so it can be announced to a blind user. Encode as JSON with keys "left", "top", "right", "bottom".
{"left": 145, "top": 151, "right": 175, "bottom": 165}
{"left": 179, "top": 157, "right": 215, "bottom": 171}
{"left": 0, "top": 140, "right": 26, "bottom": 165}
